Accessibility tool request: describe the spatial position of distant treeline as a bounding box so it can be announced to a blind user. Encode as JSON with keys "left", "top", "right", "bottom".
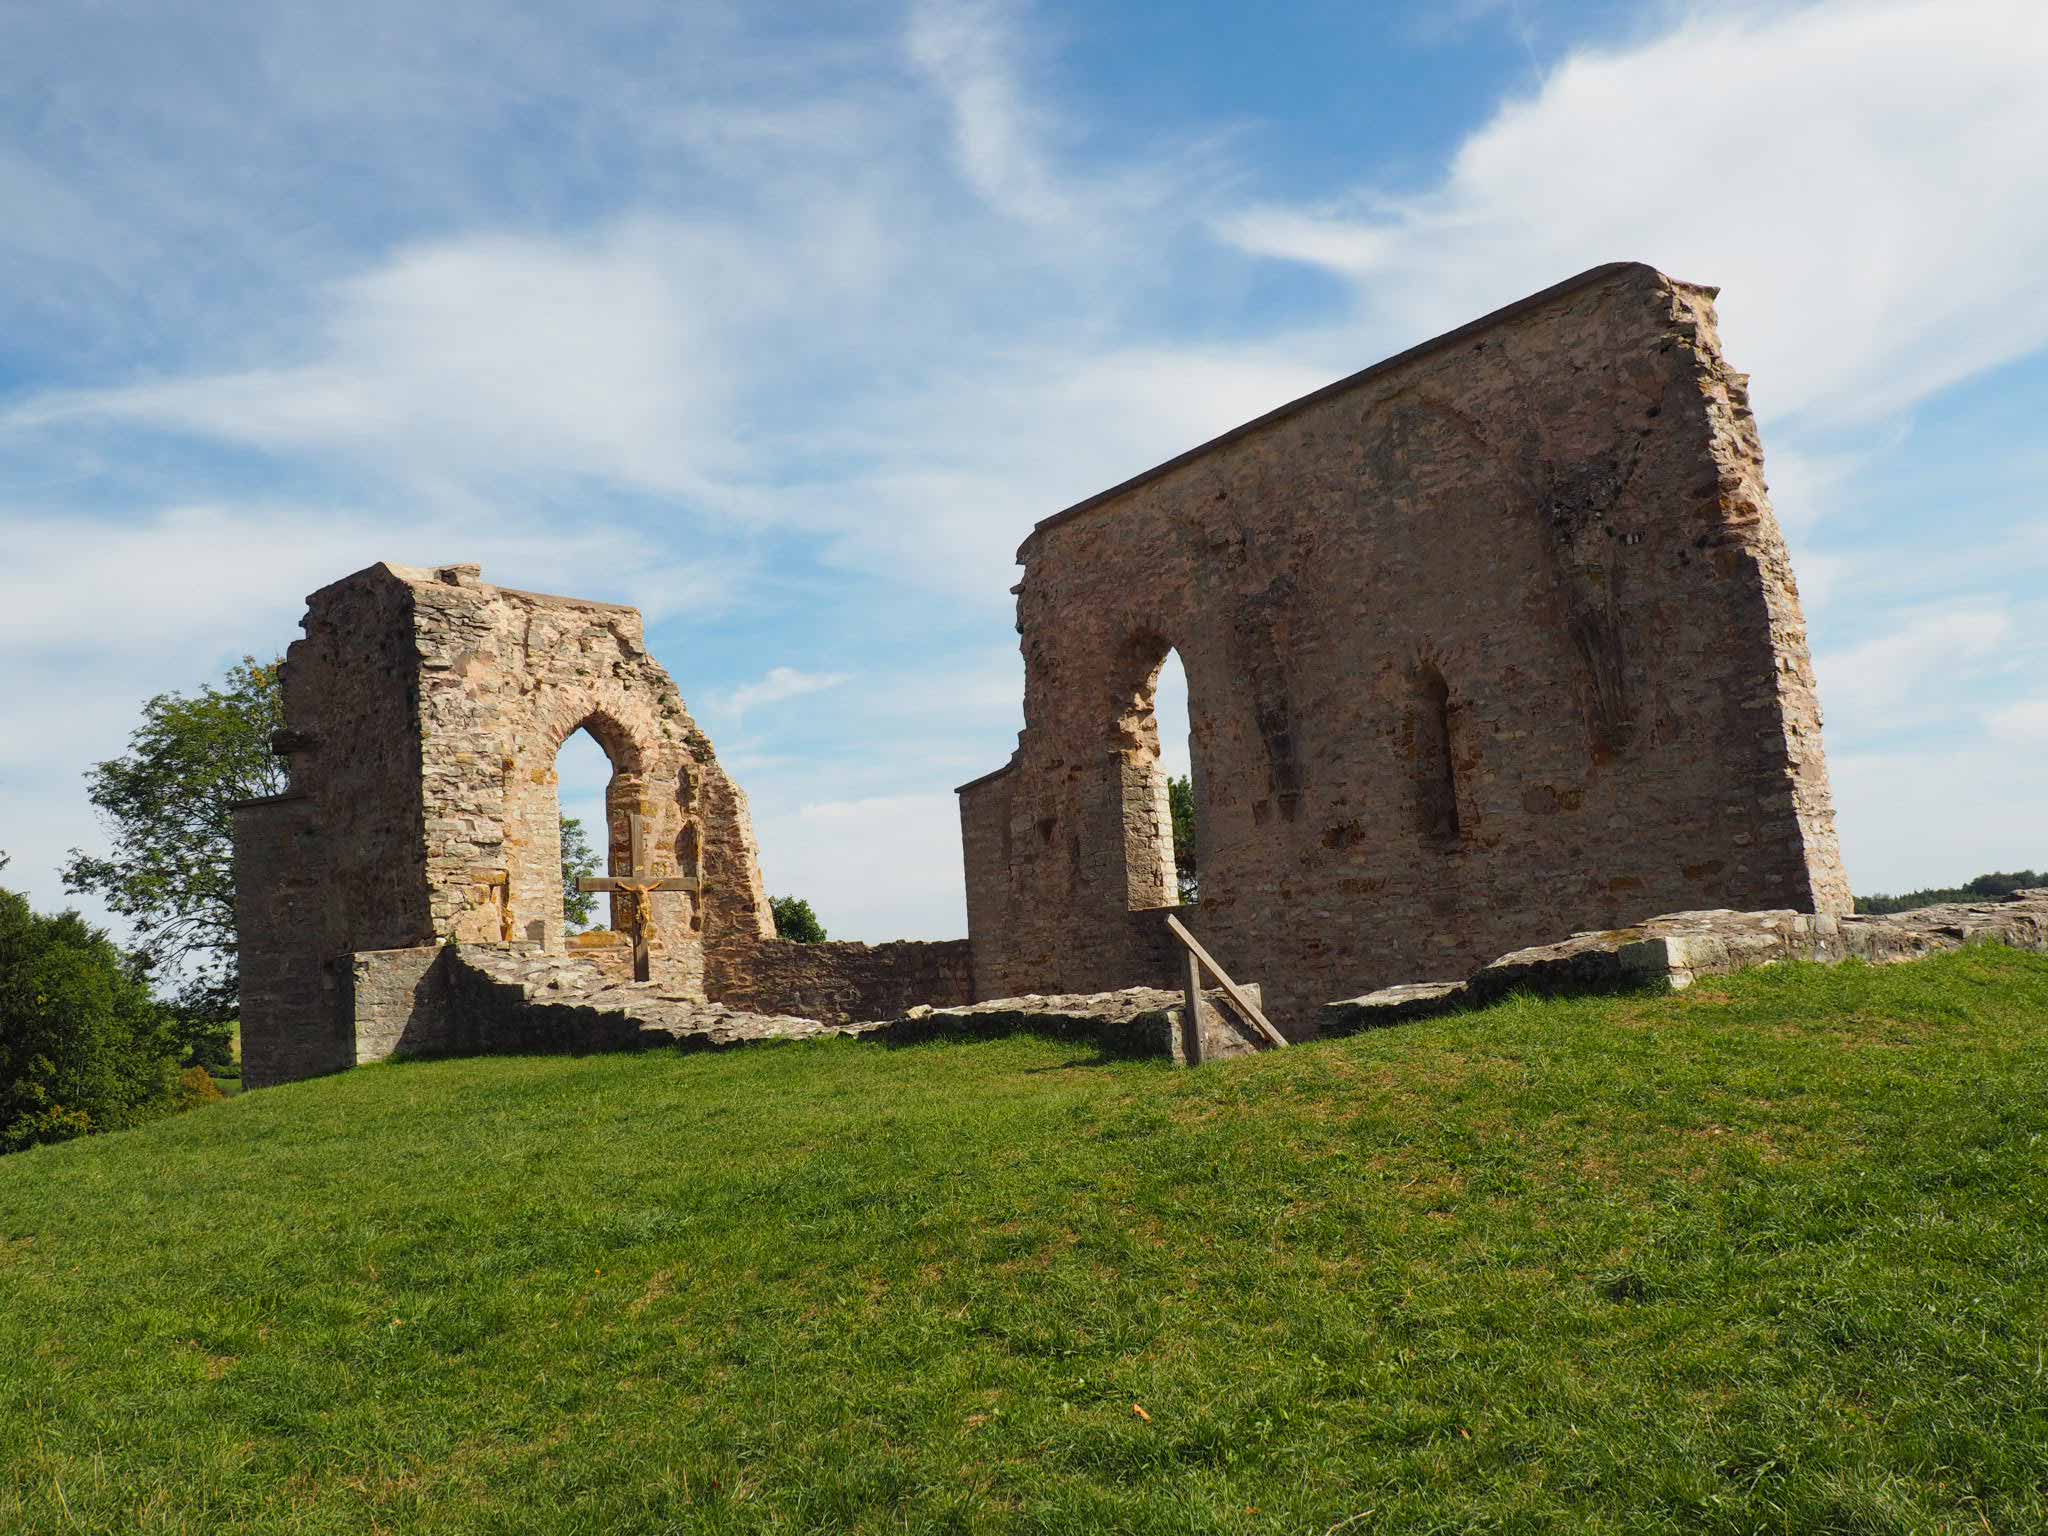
{"left": 1854, "top": 871, "right": 2044, "bottom": 916}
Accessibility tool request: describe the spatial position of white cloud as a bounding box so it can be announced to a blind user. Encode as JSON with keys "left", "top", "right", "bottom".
{"left": 1813, "top": 604, "right": 2013, "bottom": 731}
{"left": 750, "top": 793, "right": 967, "bottom": 942}
{"left": 724, "top": 666, "right": 851, "bottom": 717}
{"left": 906, "top": 0, "right": 1074, "bottom": 227}
{"left": 6, "top": 0, "right": 2048, "bottom": 954}
{"left": 1217, "top": 0, "right": 2048, "bottom": 428}
{"left": 11, "top": 216, "right": 858, "bottom": 500}
{"left": 0, "top": 502, "right": 748, "bottom": 661}
{"left": 2, "top": 1, "right": 1256, "bottom": 618}
{"left": 1988, "top": 698, "right": 2048, "bottom": 744}
{"left": 1829, "top": 742, "right": 2048, "bottom": 896}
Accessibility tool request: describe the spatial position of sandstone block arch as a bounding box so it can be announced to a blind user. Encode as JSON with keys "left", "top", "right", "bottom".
{"left": 231, "top": 562, "right": 778, "bottom": 1086}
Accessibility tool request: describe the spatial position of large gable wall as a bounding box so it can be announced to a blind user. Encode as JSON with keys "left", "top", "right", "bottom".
{"left": 958, "top": 263, "right": 1850, "bottom": 1030}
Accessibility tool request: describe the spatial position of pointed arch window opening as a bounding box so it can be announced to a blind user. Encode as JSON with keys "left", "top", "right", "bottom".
{"left": 1115, "top": 640, "right": 1201, "bottom": 912}
{"left": 1414, "top": 662, "right": 1464, "bottom": 848}
{"left": 555, "top": 726, "right": 615, "bottom": 936}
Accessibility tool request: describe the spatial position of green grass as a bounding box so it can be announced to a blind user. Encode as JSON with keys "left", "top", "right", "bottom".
{"left": 4, "top": 948, "right": 2048, "bottom": 1535}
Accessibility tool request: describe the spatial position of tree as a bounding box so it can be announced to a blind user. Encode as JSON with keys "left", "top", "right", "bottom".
{"left": 62, "top": 658, "right": 286, "bottom": 1065}
{"left": 562, "top": 816, "right": 602, "bottom": 930}
{"left": 0, "top": 885, "right": 180, "bottom": 1153}
{"left": 1168, "top": 773, "right": 1199, "bottom": 905}
{"left": 1856, "top": 869, "right": 2045, "bottom": 915}
{"left": 771, "top": 895, "right": 827, "bottom": 943}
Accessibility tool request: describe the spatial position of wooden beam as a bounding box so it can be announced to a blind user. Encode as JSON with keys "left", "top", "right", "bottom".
{"left": 1163, "top": 912, "right": 1289, "bottom": 1049}
{"left": 578, "top": 875, "right": 702, "bottom": 895}
{"left": 627, "top": 810, "right": 651, "bottom": 881}
{"left": 1180, "top": 943, "right": 1205, "bottom": 1066}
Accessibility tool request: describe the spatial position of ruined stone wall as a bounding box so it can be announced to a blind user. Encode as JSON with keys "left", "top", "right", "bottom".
{"left": 402, "top": 563, "right": 775, "bottom": 987}
{"left": 231, "top": 794, "right": 349, "bottom": 1087}
{"left": 345, "top": 946, "right": 453, "bottom": 1064}
{"left": 235, "top": 562, "right": 779, "bottom": 1084}
{"left": 707, "top": 938, "right": 975, "bottom": 1026}
{"left": 959, "top": 263, "right": 1850, "bottom": 1031}
{"left": 273, "top": 571, "right": 437, "bottom": 955}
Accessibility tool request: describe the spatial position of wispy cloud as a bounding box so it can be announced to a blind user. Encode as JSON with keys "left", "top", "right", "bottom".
{"left": 1216, "top": 0, "right": 2048, "bottom": 428}
{"left": 724, "top": 666, "right": 852, "bottom": 717}
{"left": 1988, "top": 698, "right": 2048, "bottom": 744}
{"left": 1813, "top": 604, "right": 2014, "bottom": 733}
{"left": 906, "top": 0, "right": 1075, "bottom": 226}
{"left": 3, "top": 0, "right": 2046, "bottom": 938}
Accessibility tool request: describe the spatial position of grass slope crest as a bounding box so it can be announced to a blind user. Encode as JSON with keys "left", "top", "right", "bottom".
{"left": 3, "top": 947, "right": 2046, "bottom": 1533}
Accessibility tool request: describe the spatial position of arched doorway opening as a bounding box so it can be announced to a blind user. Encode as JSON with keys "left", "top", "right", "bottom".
{"left": 1113, "top": 638, "right": 1200, "bottom": 911}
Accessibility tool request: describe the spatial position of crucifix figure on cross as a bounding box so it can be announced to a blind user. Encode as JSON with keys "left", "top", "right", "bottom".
{"left": 577, "top": 810, "right": 702, "bottom": 982}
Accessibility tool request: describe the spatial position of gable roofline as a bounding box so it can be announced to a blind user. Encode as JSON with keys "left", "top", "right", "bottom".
{"left": 1019, "top": 261, "right": 1675, "bottom": 560}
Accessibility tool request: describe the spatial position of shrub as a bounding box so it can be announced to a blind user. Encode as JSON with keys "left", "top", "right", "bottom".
{"left": 174, "top": 1067, "right": 224, "bottom": 1108}
{"left": 770, "top": 895, "right": 827, "bottom": 944}
{"left": 0, "top": 887, "right": 182, "bottom": 1153}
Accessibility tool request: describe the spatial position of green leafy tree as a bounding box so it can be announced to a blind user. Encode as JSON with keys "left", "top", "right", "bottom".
{"left": 771, "top": 895, "right": 827, "bottom": 943}
{"left": 1855, "top": 869, "right": 2045, "bottom": 915}
{"left": 1, "top": 885, "right": 180, "bottom": 1153}
{"left": 61, "top": 658, "right": 286, "bottom": 1065}
{"left": 1168, "top": 773, "right": 1199, "bottom": 905}
{"left": 562, "top": 816, "right": 602, "bottom": 930}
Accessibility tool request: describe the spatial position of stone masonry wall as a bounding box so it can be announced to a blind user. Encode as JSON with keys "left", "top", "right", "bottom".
{"left": 237, "top": 561, "right": 981, "bottom": 1086}
{"left": 232, "top": 793, "right": 349, "bottom": 1088}
{"left": 235, "top": 561, "right": 781, "bottom": 1085}
{"left": 708, "top": 938, "right": 975, "bottom": 1026}
{"left": 403, "top": 562, "right": 776, "bottom": 982}
{"left": 959, "top": 263, "right": 1851, "bottom": 1032}
{"left": 346, "top": 946, "right": 453, "bottom": 1064}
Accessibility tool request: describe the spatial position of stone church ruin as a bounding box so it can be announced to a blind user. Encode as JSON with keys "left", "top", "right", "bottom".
{"left": 242, "top": 261, "right": 2003, "bottom": 1089}
{"left": 232, "top": 562, "right": 970, "bottom": 1087}
{"left": 957, "top": 262, "right": 1850, "bottom": 1026}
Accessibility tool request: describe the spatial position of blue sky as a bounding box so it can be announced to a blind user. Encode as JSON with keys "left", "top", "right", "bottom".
{"left": 2, "top": 0, "right": 2043, "bottom": 943}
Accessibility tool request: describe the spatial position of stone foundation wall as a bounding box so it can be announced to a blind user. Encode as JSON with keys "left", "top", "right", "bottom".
{"left": 232, "top": 793, "right": 349, "bottom": 1089}
{"left": 708, "top": 938, "right": 975, "bottom": 1025}
{"left": 1324, "top": 889, "right": 2048, "bottom": 1031}
{"left": 345, "top": 946, "right": 453, "bottom": 1064}
{"left": 960, "top": 263, "right": 1851, "bottom": 1030}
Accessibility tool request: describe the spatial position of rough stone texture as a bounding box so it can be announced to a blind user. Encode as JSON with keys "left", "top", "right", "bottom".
{"left": 234, "top": 564, "right": 964, "bottom": 1087}
{"left": 1320, "top": 982, "right": 1469, "bottom": 1033}
{"left": 345, "top": 946, "right": 452, "bottom": 1064}
{"left": 709, "top": 938, "right": 974, "bottom": 1027}
{"left": 449, "top": 945, "right": 861, "bottom": 1053}
{"left": 231, "top": 793, "right": 344, "bottom": 1087}
{"left": 960, "top": 263, "right": 1849, "bottom": 1032}
{"left": 1322, "top": 889, "right": 2048, "bottom": 1032}
{"left": 892, "top": 982, "right": 1265, "bottom": 1062}
{"left": 452, "top": 946, "right": 1260, "bottom": 1063}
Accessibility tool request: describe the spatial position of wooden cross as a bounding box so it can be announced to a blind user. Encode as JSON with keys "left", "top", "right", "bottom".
{"left": 578, "top": 812, "right": 701, "bottom": 982}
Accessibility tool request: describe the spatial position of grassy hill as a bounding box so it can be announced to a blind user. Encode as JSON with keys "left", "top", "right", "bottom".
{"left": 4, "top": 948, "right": 2047, "bottom": 1535}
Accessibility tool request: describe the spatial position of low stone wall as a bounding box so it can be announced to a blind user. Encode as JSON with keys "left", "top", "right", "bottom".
{"left": 448, "top": 945, "right": 851, "bottom": 1054}
{"left": 441, "top": 946, "right": 1261, "bottom": 1064}
{"left": 346, "top": 945, "right": 453, "bottom": 1063}
{"left": 317, "top": 893, "right": 2048, "bottom": 1078}
{"left": 709, "top": 938, "right": 975, "bottom": 1025}
{"left": 888, "top": 983, "right": 1265, "bottom": 1063}
{"left": 1324, "top": 889, "right": 2048, "bottom": 1033}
